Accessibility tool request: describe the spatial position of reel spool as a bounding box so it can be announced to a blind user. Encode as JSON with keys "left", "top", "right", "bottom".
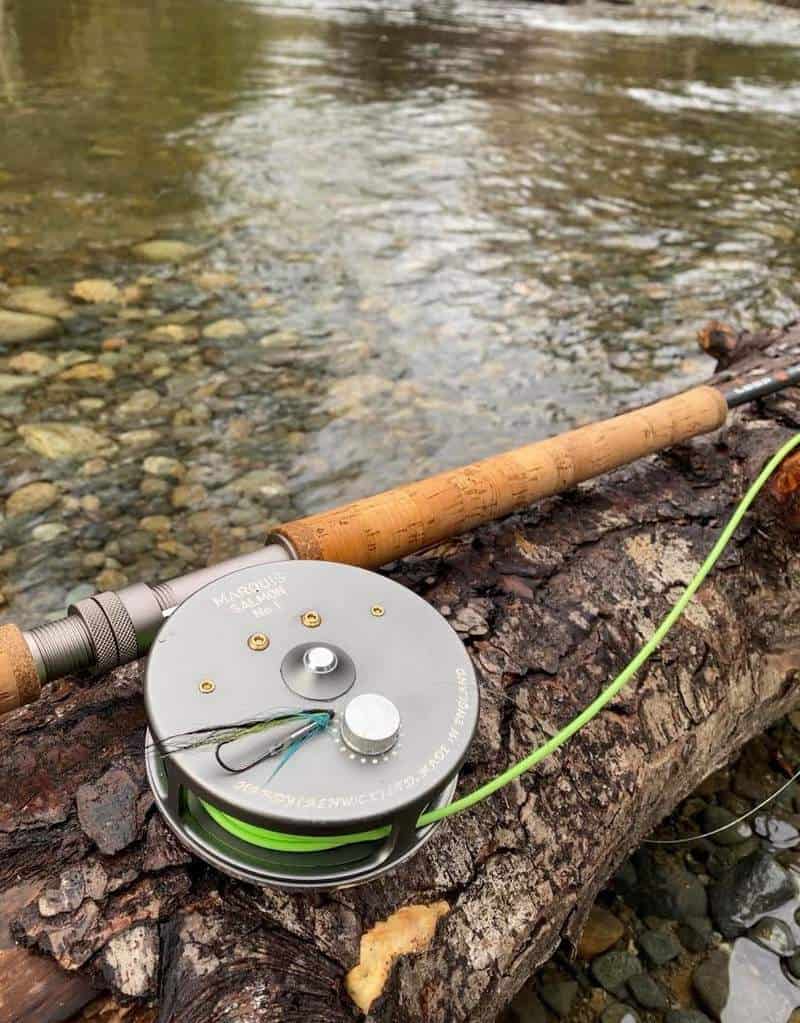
{"left": 145, "top": 560, "right": 479, "bottom": 890}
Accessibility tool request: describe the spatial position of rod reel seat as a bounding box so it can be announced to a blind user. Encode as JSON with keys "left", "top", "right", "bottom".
{"left": 145, "top": 560, "right": 479, "bottom": 889}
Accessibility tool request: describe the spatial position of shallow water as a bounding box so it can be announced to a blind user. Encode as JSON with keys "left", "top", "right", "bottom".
{"left": 3, "top": 0, "right": 800, "bottom": 620}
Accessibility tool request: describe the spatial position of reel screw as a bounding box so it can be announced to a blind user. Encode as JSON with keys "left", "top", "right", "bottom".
{"left": 301, "top": 610, "right": 322, "bottom": 628}
{"left": 247, "top": 633, "right": 270, "bottom": 651}
{"left": 370, "top": 605, "right": 385, "bottom": 617}
{"left": 199, "top": 679, "right": 216, "bottom": 694}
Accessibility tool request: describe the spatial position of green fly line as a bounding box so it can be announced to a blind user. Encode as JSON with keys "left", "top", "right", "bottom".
{"left": 202, "top": 432, "right": 800, "bottom": 854}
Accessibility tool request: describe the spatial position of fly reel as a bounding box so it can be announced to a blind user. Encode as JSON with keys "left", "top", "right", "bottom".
{"left": 144, "top": 560, "right": 479, "bottom": 889}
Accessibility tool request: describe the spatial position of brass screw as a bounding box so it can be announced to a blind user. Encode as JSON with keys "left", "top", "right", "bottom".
{"left": 247, "top": 633, "right": 269, "bottom": 651}
{"left": 199, "top": 679, "right": 216, "bottom": 694}
{"left": 301, "top": 610, "right": 322, "bottom": 628}
{"left": 370, "top": 604, "right": 385, "bottom": 618}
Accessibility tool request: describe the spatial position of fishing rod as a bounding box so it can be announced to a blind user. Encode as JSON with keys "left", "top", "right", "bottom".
{"left": 0, "top": 364, "right": 798, "bottom": 889}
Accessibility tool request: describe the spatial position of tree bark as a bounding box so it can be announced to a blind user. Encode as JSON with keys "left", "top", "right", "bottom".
{"left": 1, "top": 326, "right": 799, "bottom": 1023}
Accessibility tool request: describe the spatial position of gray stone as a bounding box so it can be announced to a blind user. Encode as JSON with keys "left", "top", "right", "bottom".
{"left": 709, "top": 850, "right": 796, "bottom": 938}
{"left": 628, "top": 973, "right": 668, "bottom": 1010}
{"left": 678, "top": 915, "right": 713, "bottom": 953}
{"left": 132, "top": 240, "right": 196, "bottom": 263}
{"left": 692, "top": 950, "right": 730, "bottom": 1020}
{"left": 509, "top": 985, "right": 549, "bottom": 1023}
{"left": 702, "top": 805, "right": 753, "bottom": 846}
{"left": 591, "top": 950, "right": 642, "bottom": 993}
{"left": 0, "top": 307, "right": 61, "bottom": 344}
{"left": 666, "top": 1013, "right": 713, "bottom": 1023}
{"left": 539, "top": 979, "right": 577, "bottom": 1018}
{"left": 630, "top": 851, "right": 708, "bottom": 923}
{"left": 18, "top": 423, "right": 116, "bottom": 460}
{"left": 787, "top": 952, "right": 800, "bottom": 980}
{"left": 0, "top": 372, "right": 37, "bottom": 393}
{"left": 748, "top": 915, "right": 795, "bottom": 956}
{"left": 638, "top": 928, "right": 681, "bottom": 966}
{"left": 602, "top": 1004, "right": 640, "bottom": 1023}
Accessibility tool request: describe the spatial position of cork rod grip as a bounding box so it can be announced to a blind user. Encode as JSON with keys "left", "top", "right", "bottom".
{"left": 274, "top": 385, "right": 728, "bottom": 569}
{"left": 0, "top": 624, "right": 41, "bottom": 715}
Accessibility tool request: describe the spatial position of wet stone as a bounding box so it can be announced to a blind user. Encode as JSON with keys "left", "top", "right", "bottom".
{"left": 702, "top": 805, "right": 753, "bottom": 846}
{"left": 709, "top": 850, "right": 796, "bottom": 938}
{"left": 508, "top": 985, "right": 549, "bottom": 1023}
{"left": 692, "top": 950, "right": 730, "bottom": 1021}
{"left": 5, "top": 481, "right": 59, "bottom": 517}
{"left": 748, "top": 915, "right": 796, "bottom": 956}
{"left": 18, "top": 422, "right": 116, "bottom": 460}
{"left": 133, "top": 239, "right": 196, "bottom": 263}
{"left": 578, "top": 906, "right": 625, "bottom": 960}
{"left": 539, "top": 979, "right": 578, "bottom": 1018}
{"left": 591, "top": 950, "right": 642, "bottom": 994}
{"left": 628, "top": 973, "right": 668, "bottom": 1010}
{"left": 787, "top": 953, "right": 800, "bottom": 980}
{"left": 601, "top": 1004, "right": 640, "bottom": 1023}
{"left": 628, "top": 851, "right": 708, "bottom": 923}
{"left": 638, "top": 927, "right": 682, "bottom": 966}
{"left": 678, "top": 915, "right": 713, "bottom": 953}
{"left": 0, "top": 307, "right": 61, "bottom": 344}
{"left": 666, "top": 1013, "right": 713, "bottom": 1023}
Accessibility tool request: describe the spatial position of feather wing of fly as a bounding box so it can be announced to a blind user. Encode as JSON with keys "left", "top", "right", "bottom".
{"left": 149, "top": 708, "right": 334, "bottom": 778}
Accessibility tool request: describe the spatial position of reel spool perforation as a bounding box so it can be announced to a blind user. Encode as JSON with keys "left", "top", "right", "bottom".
{"left": 145, "top": 559, "right": 479, "bottom": 889}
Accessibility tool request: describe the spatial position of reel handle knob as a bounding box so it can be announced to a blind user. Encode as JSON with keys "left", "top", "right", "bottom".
{"left": 341, "top": 693, "right": 401, "bottom": 757}
{"left": 0, "top": 624, "right": 42, "bottom": 715}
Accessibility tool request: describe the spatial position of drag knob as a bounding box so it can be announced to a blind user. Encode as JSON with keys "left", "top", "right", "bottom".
{"left": 341, "top": 693, "right": 400, "bottom": 756}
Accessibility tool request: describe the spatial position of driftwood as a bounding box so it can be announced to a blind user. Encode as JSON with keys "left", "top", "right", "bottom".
{"left": 2, "top": 325, "right": 800, "bottom": 1023}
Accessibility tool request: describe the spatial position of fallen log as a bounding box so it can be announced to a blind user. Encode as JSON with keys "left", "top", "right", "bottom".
{"left": 1, "top": 326, "right": 799, "bottom": 1023}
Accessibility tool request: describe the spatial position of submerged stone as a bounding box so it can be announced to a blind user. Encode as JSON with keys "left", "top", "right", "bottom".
{"left": 630, "top": 851, "right": 708, "bottom": 922}
{"left": 591, "top": 950, "right": 641, "bottom": 993}
{"left": 628, "top": 973, "right": 668, "bottom": 1010}
{"left": 578, "top": 906, "right": 625, "bottom": 960}
{"left": 18, "top": 423, "right": 116, "bottom": 460}
{"left": 539, "top": 979, "right": 578, "bottom": 1018}
{"left": 638, "top": 927, "right": 682, "bottom": 966}
{"left": 0, "top": 308, "right": 61, "bottom": 344}
{"left": 6, "top": 481, "right": 59, "bottom": 517}
{"left": 709, "top": 850, "right": 795, "bottom": 938}
{"left": 692, "top": 949, "right": 730, "bottom": 1020}
{"left": 132, "top": 239, "right": 196, "bottom": 263}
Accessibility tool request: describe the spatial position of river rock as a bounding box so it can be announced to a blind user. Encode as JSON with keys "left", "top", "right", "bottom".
{"left": 0, "top": 372, "right": 36, "bottom": 393}
{"left": 6, "top": 481, "right": 59, "bottom": 516}
{"left": 202, "top": 318, "right": 247, "bottom": 340}
{"left": 628, "top": 973, "right": 668, "bottom": 1011}
{"left": 132, "top": 240, "right": 196, "bottom": 263}
{"left": 638, "top": 927, "right": 682, "bottom": 966}
{"left": 702, "top": 805, "right": 753, "bottom": 846}
{"left": 18, "top": 423, "right": 116, "bottom": 460}
{"left": 146, "top": 324, "right": 198, "bottom": 344}
{"left": 2, "top": 286, "right": 73, "bottom": 320}
{"left": 665, "top": 1013, "right": 713, "bottom": 1023}
{"left": 748, "top": 915, "right": 795, "bottom": 956}
{"left": 578, "top": 906, "right": 625, "bottom": 959}
{"left": 601, "top": 1004, "right": 640, "bottom": 1023}
{"left": 677, "top": 915, "right": 713, "bottom": 953}
{"left": 0, "top": 308, "right": 61, "bottom": 344}
{"left": 709, "top": 850, "right": 796, "bottom": 938}
{"left": 58, "top": 362, "right": 115, "bottom": 383}
{"left": 227, "top": 468, "right": 288, "bottom": 500}
{"left": 591, "top": 950, "right": 642, "bottom": 994}
{"left": 8, "top": 351, "right": 55, "bottom": 375}
{"left": 628, "top": 851, "right": 708, "bottom": 922}
{"left": 70, "top": 279, "right": 122, "bottom": 304}
{"left": 509, "top": 985, "right": 549, "bottom": 1023}
{"left": 692, "top": 950, "right": 729, "bottom": 1021}
{"left": 142, "top": 455, "right": 185, "bottom": 479}
{"left": 539, "top": 979, "right": 578, "bottom": 1018}
{"left": 118, "top": 388, "right": 160, "bottom": 417}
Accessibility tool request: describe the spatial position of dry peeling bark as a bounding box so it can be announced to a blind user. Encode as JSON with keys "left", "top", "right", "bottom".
{"left": 1, "top": 327, "right": 800, "bottom": 1023}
